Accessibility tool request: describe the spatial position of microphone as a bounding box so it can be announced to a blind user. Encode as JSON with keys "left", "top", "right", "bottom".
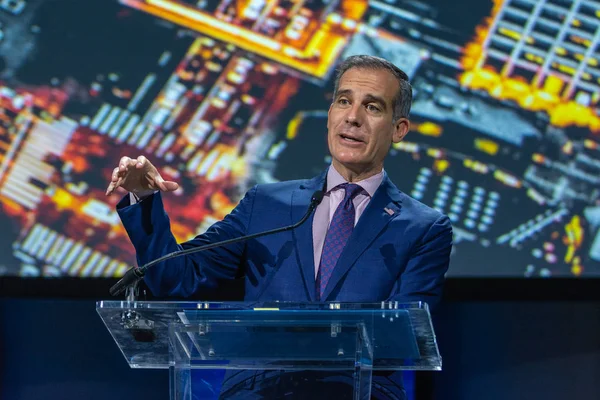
{"left": 109, "top": 190, "right": 325, "bottom": 296}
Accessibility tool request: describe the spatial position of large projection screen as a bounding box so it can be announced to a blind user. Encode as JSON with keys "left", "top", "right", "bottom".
{"left": 0, "top": 0, "right": 598, "bottom": 279}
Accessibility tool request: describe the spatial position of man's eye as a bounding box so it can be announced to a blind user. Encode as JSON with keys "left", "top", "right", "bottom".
{"left": 338, "top": 98, "right": 349, "bottom": 105}
{"left": 367, "top": 104, "right": 380, "bottom": 112}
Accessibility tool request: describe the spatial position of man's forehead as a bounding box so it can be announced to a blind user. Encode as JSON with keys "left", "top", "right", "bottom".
{"left": 337, "top": 70, "right": 397, "bottom": 102}
{"left": 339, "top": 68, "right": 397, "bottom": 87}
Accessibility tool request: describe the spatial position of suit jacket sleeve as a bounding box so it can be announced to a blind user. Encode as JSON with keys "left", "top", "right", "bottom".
{"left": 388, "top": 214, "right": 453, "bottom": 311}
{"left": 116, "top": 186, "right": 257, "bottom": 298}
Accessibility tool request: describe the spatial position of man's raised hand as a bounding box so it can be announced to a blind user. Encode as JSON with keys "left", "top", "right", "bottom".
{"left": 105, "top": 155, "right": 179, "bottom": 196}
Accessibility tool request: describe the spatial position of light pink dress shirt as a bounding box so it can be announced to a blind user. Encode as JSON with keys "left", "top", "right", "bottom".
{"left": 312, "top": 165, "right": 384, "bottom": 277}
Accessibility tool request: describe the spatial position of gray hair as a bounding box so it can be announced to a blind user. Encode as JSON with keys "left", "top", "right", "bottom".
{"left": 332, "top": 55, "right": 413, "bottom": 121}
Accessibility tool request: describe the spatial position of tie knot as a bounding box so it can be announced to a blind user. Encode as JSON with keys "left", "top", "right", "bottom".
{"left": 341, "top": 183, "right": 364, "bottom": 201}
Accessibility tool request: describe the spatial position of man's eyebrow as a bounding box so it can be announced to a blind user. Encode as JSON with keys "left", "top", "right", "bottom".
{"left": 336, "top": 90, "right": 388, "bottom": 108}
{"left": 336, "top": 90, "right": 389, "bottom": 110}
{"left": 364, "top": 94, "right": 387, "bottom": 110}
{"left": 336, "top": 89, "right": 353, "bottom": 98}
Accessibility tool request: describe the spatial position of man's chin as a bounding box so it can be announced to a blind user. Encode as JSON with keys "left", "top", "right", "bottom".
{"left": 333, "top": 158, "right": 360, "bottom": 167}
{"left": 331, "top": 159, "right": 373, "bottom": 174}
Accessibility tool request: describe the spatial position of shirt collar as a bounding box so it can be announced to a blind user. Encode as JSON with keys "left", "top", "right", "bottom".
{"left": 326, "top": 164, "right": 384, "bottom": 198}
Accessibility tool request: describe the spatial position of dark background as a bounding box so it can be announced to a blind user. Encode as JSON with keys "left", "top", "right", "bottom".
{"left": 3, "top": 282, "right": 600, "bottom": 400}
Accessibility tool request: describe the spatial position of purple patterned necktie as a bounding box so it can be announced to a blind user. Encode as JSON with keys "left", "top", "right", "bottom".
{"left": 316, "top": 183, "right": 364, "bottom": 300}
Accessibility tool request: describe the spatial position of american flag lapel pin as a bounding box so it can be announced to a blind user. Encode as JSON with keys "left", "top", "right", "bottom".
{"left": 384, "top": 207, "right": 395, "bottom": 216}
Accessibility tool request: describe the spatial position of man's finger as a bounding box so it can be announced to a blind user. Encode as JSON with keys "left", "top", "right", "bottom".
{"left": 119, "top": 156, "right": 131, "bottom": 169}
{"left": 119, "top": 157, "right": 137, "bottom": 172}
{"left": 105, "top": 182, "right": 115, "bottom": 196}
{"left": 163, "top": 181, "right": 179, "bottom": 192}
{"left": 155, "top": 178, "right": 167, "bottom": 192}
{"left": 146, "top": 173, "right": 165, "bottom": 191}
{"left": 136, "top": 155, "right": 147, "bottom": 168}
{"left": 152, "top": 175, "right": 179, "bottom": 192}
{"left": 114, "top": 176, "right": 124, "bottom": 190}
{"left": 106, "top": 177, "right": 122, "bottom": 195}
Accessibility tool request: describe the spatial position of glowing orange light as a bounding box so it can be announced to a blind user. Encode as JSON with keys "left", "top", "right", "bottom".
{"left": 584, "top": 139, "right": 599, "bottom": 149}
{"left": 498, "top": 27, "right": 521, "bottom": 41}
{"left": 474, "top": 138, "right": 499, "bottom": 155}
{"left": 433, "top": 159, "right": 449, "bottom": 173}
{"left": 287, "top": 112, "right": 303, "bottom": 140}
{"left": 459, "top": 0, "right": 600, "bottom": 132}
{"left": 562, "top": 140, "right": 573, "bottom": 155}
{"left": 120, "top": 0, "right": 366, "bottom": 78}
{"left": 211, "top": 191, "right": 236, "bottom": 219}
{"left": 52, "top": 188, "right": 74, "bottom": 210}
{"left": 427, "top": 148, "right": 443, "bottom": 158}
{"left": 494, "top": 170, "right": 521, "bottom": 188}
{"left": 415, "top": 122, "right": 443, "bottom": 137}
{"left": 532, "top": 153, "right": 546, "bottom": 163}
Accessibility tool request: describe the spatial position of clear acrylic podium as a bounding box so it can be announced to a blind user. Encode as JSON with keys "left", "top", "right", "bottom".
{"left": 97, "top": 300, "right": 441, "bottom": 399}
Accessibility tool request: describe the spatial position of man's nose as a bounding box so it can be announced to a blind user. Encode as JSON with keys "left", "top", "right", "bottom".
{"left": 345, "top": 105, "right": 363, "bottom": 126}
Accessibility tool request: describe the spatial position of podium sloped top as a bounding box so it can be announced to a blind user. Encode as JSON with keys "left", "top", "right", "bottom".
{"left": 96, "top": 301, "right": 441, "bottom": 371}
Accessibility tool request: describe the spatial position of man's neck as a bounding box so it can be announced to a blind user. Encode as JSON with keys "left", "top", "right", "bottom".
{"left": 331, "top": 161, "right": 383, "bottom": 183}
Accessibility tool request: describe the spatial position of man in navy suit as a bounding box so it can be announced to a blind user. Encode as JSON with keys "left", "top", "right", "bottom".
{"left": 107, "top": 55, "right": 452, "bottom": 399}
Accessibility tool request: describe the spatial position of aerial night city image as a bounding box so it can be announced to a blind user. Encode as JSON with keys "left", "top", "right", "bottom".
{"left": 1, "top": 0, "right": 600, "bottom": 278}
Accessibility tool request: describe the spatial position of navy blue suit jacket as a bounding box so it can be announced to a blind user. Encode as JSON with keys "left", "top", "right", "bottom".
{"left": 117, "top": 170, "right": 452, "bottom": 399}
{"left": 117, "top": 170, "right": 452, "bottom": 307}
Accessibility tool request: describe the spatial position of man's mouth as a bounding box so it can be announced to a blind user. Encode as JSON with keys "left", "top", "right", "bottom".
{"left": 339, "top": 133, "right": 364, "bottom": 143}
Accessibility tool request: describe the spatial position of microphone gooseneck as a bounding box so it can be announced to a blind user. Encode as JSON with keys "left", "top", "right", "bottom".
{"left": 109, "top": 190, "right": 325, "bottom": 296}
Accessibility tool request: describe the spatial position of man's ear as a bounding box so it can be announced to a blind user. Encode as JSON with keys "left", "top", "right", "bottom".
{"left": 392, "top": 118, "right": 410, "bottom": 143}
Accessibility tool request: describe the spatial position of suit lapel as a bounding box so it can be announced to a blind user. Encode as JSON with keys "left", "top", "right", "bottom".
{"left": 291, "top": 171, "right": 327, "bottom": 302}
{"left": 322, "top": 174, "right": 403, "bottom": 300}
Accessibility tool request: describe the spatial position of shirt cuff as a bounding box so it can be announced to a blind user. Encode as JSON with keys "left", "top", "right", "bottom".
{"left": 129, "top": 190, "right": 158, "bottom": 204}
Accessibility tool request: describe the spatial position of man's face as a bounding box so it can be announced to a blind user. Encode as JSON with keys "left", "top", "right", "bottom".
{"left": 327, "top": 67, "right": 409, "bottom": 180}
